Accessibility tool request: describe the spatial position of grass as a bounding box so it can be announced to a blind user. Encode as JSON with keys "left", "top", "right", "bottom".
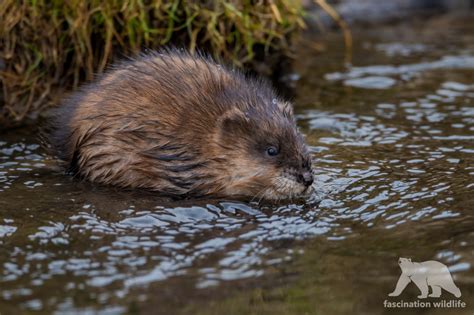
{"left": 0, "top": 0, "right": 305, "bottom": 127}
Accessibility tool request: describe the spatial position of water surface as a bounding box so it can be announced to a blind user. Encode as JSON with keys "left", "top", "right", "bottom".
{"left": 1, "top": 15, "right": 473, "bottom": 314}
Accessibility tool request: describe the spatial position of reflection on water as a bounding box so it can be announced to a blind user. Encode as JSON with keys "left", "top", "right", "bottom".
{"left": 325, "top": 55, "right": 474, "bottom": 89}
{"left": 306, "top": 79, "right": 473, "bottom": 225}
{"left": 1, "top": 17, "right": 474, "bottom": 314}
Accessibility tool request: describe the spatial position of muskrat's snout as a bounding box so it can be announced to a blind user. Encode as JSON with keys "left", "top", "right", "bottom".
{"left": 296, "top": 151, "right": 314, "bottom": 189}
{"left": 297, "top": 171, "right": 314, "bottom": 187}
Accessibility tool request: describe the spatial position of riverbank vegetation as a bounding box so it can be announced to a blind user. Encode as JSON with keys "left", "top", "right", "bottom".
{"left": 0, "top": 0, "right": 305, "bottom": 128}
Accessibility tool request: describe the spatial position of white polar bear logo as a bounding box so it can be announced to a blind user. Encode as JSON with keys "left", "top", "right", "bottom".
{"left": 389, "top": 258, "right": 461, "bottom": 299}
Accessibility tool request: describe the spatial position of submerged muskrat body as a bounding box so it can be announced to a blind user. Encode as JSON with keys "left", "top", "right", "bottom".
{"left": 51, "top": 49, "right": 314, "bottom": 200}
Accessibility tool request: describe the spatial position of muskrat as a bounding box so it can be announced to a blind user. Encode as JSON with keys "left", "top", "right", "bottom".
{"left": 51, "top": 49, "right": 314, "bottom": 200}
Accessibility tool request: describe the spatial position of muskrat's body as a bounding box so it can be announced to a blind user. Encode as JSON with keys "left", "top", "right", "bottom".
{"left": 51, "top": 49, "right": 314, "bottom": 200}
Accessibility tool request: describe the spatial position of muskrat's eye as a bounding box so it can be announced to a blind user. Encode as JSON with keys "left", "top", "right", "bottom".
{"left": 266, "top": 146, "right": 279, "bottom": 156}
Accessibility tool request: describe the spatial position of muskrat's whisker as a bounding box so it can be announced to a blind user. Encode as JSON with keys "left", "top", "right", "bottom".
{"left": 250, "top": 183, "right": 272, "bottom": 204}
{"left": 256, "top": 192, "right": 267, "bottom": 206}
{"left": 250, "top": 187, "right": 266, "bottom": 204}
{"left": 256, "top": 184, "right": 276, "bottom": 205}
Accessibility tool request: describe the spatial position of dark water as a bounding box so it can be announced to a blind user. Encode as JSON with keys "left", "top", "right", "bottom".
{"left": 1, "top": 16, "right": 474, "bottom": 314}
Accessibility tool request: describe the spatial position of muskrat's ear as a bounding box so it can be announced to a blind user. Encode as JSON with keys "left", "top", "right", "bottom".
{"left": 278, "top": 101, "right": 294, "bottom": 118}
{"left": 218, "top": 108, "right": 250, "bottom": 134}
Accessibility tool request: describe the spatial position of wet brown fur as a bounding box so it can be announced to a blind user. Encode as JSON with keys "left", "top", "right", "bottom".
{"left": 50, "top": 49, "right": 313, "bottom": 200}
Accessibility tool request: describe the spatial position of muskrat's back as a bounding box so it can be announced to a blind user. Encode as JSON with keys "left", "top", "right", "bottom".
{"left": 51, "top": 49, "right": 314, "bottom": 199}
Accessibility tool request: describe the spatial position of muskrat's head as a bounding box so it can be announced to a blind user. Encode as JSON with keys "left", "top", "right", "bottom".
{"left": 215, "top": 99, "right": 314, "bottom": 201}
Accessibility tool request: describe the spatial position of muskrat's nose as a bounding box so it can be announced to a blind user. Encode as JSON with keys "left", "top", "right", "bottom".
{"left": 298, "top": 171, "right": 314, "bottom": 187}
